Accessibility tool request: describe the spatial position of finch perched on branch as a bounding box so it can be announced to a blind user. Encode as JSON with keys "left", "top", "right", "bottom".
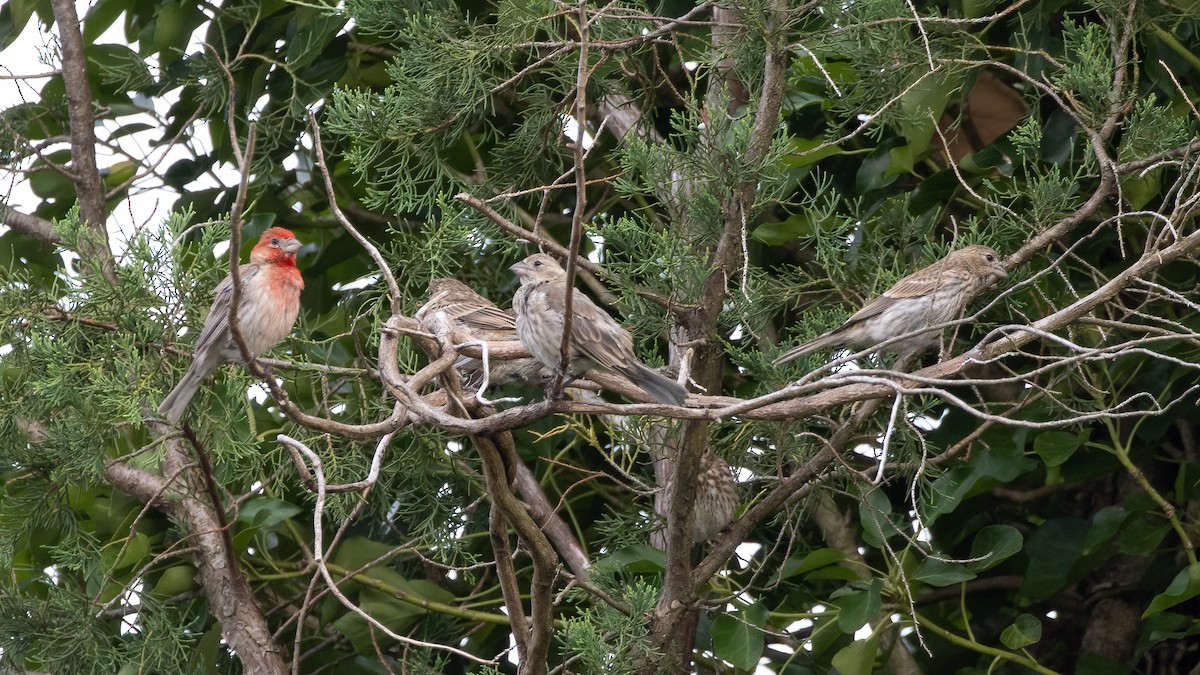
{"left": 510, "top": 253, "right": 687, "bottom": 405}
{"left": 159, "top": 227, "right": 305, "bottom": 424}
{"left": 773, "top": 245, "right": 1007, "bottom": 365}
{"left": 659, "top": 451, "right": 739, "bottom": 543}
{"left": 423, "top": 278, "right": 548, "bottom": 387}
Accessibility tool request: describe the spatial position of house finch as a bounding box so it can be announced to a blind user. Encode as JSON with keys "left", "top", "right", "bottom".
{"left": 659, "top": 451, "right": 739, "bottom": 542}
{"left": 422, "top": 278, "right": 547, "bottom": 387}
{"left": 510, "top": 253, "right": 687, "bottom": 405}
{"left": 773, "top": 245, "right": 1007, "bottom": 365}
{"left": 158, "top": 227, "right": 305, "bottom": 424}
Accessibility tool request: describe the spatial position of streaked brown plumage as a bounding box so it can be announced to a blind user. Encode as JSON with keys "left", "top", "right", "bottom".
{"left": 510, "top": 253, "right": 687, "bottom": 405}
{"left": 660, "top": 451, "right": 739, "bottom": 542}
{"left": 423, "top": 278, "right": 547, "bottom": 387}
{"left": 773, "top": 245, "right": 1007, "bottom": 365}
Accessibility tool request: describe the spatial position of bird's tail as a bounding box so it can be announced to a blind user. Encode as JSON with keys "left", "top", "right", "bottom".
{"left": 624, "top": 363, "right": 687, "bottom": 405}
{"left": 158, "top": 353, "right": 220, "bottom": 424}
{"left": 772, "top": 332, "right": 839, "bottom": 366}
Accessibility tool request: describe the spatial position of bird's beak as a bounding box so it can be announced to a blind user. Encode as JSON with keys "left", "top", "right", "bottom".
{"left": 510, "top": 261, "right": 528, "bottom": 275}
{"left": 281, "top": 238, "right": 304, "bottom": 255}
{"left": 993, "top": 265, "right": 1008, "bottom": 279}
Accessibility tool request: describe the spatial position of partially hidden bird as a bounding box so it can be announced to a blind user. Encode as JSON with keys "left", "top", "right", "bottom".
{"left": 159, "top": 227, "right": 305, "bottom": 424}
{"left": 510, "top": 253, "right": 687, "bottom": 405}
{"left": 773, "top": 244, "right": 1007, "bottom": 365}
{"left": 659, "top": 451, "right": 739, "bottom": 543}
{"left": 423, "top": 278, "right": 548, "bottom": 387}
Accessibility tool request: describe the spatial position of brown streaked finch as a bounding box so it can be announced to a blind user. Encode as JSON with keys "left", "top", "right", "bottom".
{"left": 773, "top": 244, "right": 1007, "bottom": 365}
{"left": 159, "top": 227, "right": 305, "bottom": 424}
{"left": 510, "top": 253, "right": 687, "bottom": 405}
{"left": 659, "top": 450, "right": 738, "bottom": 543}
{"left": 423, "top": 277, "right": 548, "bottom": 387}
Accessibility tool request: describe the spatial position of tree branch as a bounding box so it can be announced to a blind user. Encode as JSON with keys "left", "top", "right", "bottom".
{"left": 48, "top": 0, "right": 117, "bottom": 284}
{"left": 0, "top": 205, "right": 60, "bottom": 244}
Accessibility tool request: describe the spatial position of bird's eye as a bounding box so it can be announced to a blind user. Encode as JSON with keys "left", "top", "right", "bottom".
{"left": 985, "top": 254, "right": 995, "bottom": 262}
{"left": 533, "top": 260, "right": 542, "bottom": 267}
{"left": 270, "top": 238, "right": 280, "bottom": 247}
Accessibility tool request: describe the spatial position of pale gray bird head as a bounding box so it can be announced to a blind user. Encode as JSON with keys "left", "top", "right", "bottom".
{"left": 950, "top": 245, "right": 1007, "bottom": 285}
{"left": 510, "top": 253, "right": 566, "bottom": 285}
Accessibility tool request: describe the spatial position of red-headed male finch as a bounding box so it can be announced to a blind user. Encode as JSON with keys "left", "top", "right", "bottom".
{"left": 159, "top": 227, "right": 305, "bottom": 424}
{"left": 423, "top": 278, "right": 547, "bottom": 387}
{"left": 773, "top": 244, "right": 1007, "bottom": 365}
{"left": 511, "top": 253, "right": 687, "bottom": 406}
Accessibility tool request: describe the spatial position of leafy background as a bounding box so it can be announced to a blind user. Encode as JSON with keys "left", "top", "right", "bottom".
{"left": 1, "top": 0, "right": 1199, "bottom": 673}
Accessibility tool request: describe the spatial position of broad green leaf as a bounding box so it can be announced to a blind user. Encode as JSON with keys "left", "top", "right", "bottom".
{"left": 5, "top": 0, "right": 36, "bottom": 42}
{"left": 238, "top": 497, "right": 302, "bottom": 529}
{"left": 594, "top": 544, "right": 666, "bottom": 574}
{"left": 753, "top": 214, "right": 816, "bottom": 245}
{"left": 83, "top": 0, "right": 131, "bottom": 44}
{"left": 1143, "top": 564, "right": 1200, "bottom": 617}
{"left": 1021, "top": 518, "right": 1088, "bottom": 600}
{"left": 831, "top": 636, "right": 879, "bottom": 675}
{"left": 712, "top": 602, "right": 767, "bottom": 671}
{"left": 332, "top": 588, "right": 426, "bottom": 654}
{"left": 914, "top": 559, "right": 976, "bottom": 587}
{"left": 1000, "top": 613, "right": 1042, "bottom": 649}
{"left": 186, "top": 626, "right": 223, "bottom": 675}
{"left": 860, "top": 488, "right": 904, "bottom": 547}
{"left": 1121, "top": 170, "right": 1161, "bottom": 210}
{"left": 104, "top": 531, "right": 150, "bottom": 570}
{"left": 1033, "top": 430, "right": 1084, "bottom": 467}
{"left": 967, "top": 525, "right": 1023, "bottom": 572}
{"left": 783, "top": 137, "right": 849, "bottom": 169}
{"left": 772, "top": 548, "right": 844, "bottom": 583}
{"left": 150, "top": 564, "right": 198, "bottom": 598}
{"left": 856, "top": 145, "right": 898, "bottom": 193}
{"left": 836, "top": 578, "right": 883, "bottom": 633}
{"left": 907, "top": 169, "right": 958, "bottom": 216}
{"left": 1119, "top": 515, "right": 1171, "bottom": 555}
{"left": 1084, "top": 506, "right": 1128, "bottom": 554}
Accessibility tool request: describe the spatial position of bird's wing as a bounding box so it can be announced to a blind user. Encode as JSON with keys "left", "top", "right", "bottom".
{"left": 842, "top": 269, "right": 940, "bottom": 325}
{"left": 459, "top": 303, "right": 518, "bottom": 333}
{"left": 544, "top": 283, "right": 634, "bottom": 370}
{"left": 192, "top": 264, "right": 260, "bottom": 353}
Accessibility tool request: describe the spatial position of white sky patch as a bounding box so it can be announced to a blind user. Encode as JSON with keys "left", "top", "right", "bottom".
{"left": 735, "top": 541, "right": 761, "bottom": 569}
{"left": 910, "top": 514, "right": 931, "bottom": 543}
{"left": 588, "top": 233, "right": 605, "bottom": 263}
{"left": 0, "top": 2, "right": 269, "bottom": 260}
{"left": 852, "top": 441, "right": 879, "bottom": 460}
{"left": 561, "top": 114, "right": 595, "bottom": 149}
{"left": 684, "top": 61, "right": 699, "bottom": 71}
{"left": 734, "top": 465, "right": 757, "bottom": 483}
{"left": 333, "top": 273, "right": 381, "bottom": 292}
{"left": 508, "top": 633, "right": 519, "bottom": 667}
{"left": 729, "top": 323, "right": 744, "bottom": 341}
{"left": 117, "top": 579, "right": 145, "bottom": 636}
{"left": 909, "top": 407, "right": 946, "bottom": 432}
{"left": 247, "top": 382, "right": 270, "bottom": 404}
